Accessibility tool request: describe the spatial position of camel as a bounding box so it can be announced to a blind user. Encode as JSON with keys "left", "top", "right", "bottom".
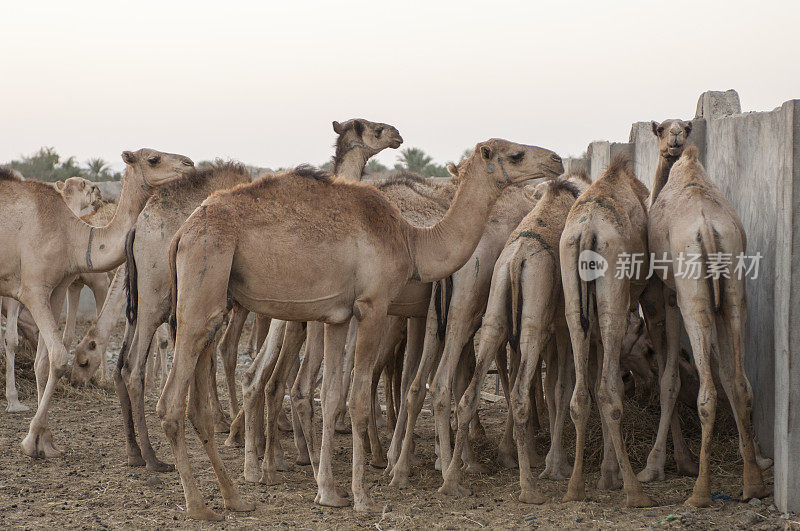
{"left": 161, "top": 139, "right": 563, "bottom": 520}
{"left": 438, "top": 173, "right": 590, "bottom": 501}
{"left": 1, "top": 175, "right": 102, "bottom": 413}
{"left": 646, "top": 145, "right": 769, "bottom": 506}
{"left": 0, "top": 150, "right": 194, "bottom": 457}
{"left": 557, "top": 154, "right": 656, "bottom": 507}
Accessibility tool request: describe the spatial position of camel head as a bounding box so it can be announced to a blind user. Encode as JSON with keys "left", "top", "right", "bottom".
{"left": 70, "top": 332, "right": 105, "bottom": 386}
{"left": 651, "top": 119, "right": 692, "bottom": 160}
{"left": 121, "top": 148, "right": 195, "bottom": 189}
{"left": 460, "top": 139, "right": 563, "bottom": 188}
{"left": 54, "top": 177, "right": 103, "bottom": 215}
{"left": 333, "top": 118, "right": 403, "bottom": 157}
{"left": 620, "top": 311, "right": 657, "bottom": 398}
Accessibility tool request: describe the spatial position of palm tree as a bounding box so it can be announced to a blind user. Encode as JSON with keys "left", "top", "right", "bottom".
{"left": 365, "top": 159, "right": 388, "bottom": 174}
{"left": 396, "top": 147, "right": 433, "bottom": 174}
{"left": 85, "top": 157, "right": 110, "bottom": 179}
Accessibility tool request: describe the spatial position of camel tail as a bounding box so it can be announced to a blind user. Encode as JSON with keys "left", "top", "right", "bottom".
{"left": 697, "top": 210, "right": 721, "bottom": 312}
{"left": 508, "top": 252, "right": 526, "bottom": 351}
{"left": 168, "top": 229, "right": 182, "bottom": 341}
{"left": 433, "top": 275, "right": 453, "bottom": 340}
{"left": 123, "top": 228, "right": 138, "bottom": 324}
{"left": 577, "top": 231, "right": 595, "bottom": 337}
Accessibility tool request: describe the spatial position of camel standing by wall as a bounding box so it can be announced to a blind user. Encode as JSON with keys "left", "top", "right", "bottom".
{"left": 647, "top": 146, "right": 769, "bottom": 506}
{"left": 438, "top": 174, "right": 589, "bottom": 502}
{"left": 1, "top": 175, "right": 102, "bottom": 413}
{"left": 161, "top": 139, "right": 562, "bottom": 520}
{"left": 558, "top": 155, "right": 655, "bottom": 507}
{"left": 0, "top": 150, "right": 194, "bottom": 457}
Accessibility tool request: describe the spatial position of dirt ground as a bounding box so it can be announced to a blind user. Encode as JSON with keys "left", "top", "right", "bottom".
{"left": 0, "top": 319, "right": 796, "bottom": 530}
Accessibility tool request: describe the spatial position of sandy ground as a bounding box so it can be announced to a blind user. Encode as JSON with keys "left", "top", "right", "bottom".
{"left": 0, "top": 319, "right": 796, "bottom": 530}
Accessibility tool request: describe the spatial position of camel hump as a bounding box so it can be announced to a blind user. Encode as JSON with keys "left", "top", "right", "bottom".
{"left": 0, "top": 166, "right": 23, "bottom": 181}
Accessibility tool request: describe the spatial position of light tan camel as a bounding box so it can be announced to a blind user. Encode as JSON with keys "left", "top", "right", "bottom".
{"left": 1, "top": 175, "right": 101, "bottom": 413}
{"left": 0, "top": 150, "right": 194, "bottom": 458}
{"left": 161, "top": 139, "right": 563, "bottom": 520}
{"left": 438, "top": 173, "right": 589, "bottom": 501}
{"left": 558, "top": 155, "right": 655, "bottom": 507}
{"left": 647, "top": 146, "right": 769, "bottom": 506}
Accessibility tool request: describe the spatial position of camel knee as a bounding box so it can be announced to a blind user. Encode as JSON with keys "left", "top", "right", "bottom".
{"left": 570, "top": 388, "right": 590, "bottom": 422}
{"left": 510, "top": 391, "right": 529, "bottom": 427}
{"left": 430, "top": 383, "right": 449, "bottom": 412}
{"left": 161, "top": 417, "right": 181, "bottom": 441}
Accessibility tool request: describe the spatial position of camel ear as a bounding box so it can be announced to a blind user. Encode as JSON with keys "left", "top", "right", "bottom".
{"left": 685, "top": 121, "right": 693, "bottom": 136}
{"left": 54, "top": 180, "right": 65, "bottom": 191}
{"left": 353, "top": 120, "right": 364, "bottom": 137}
{"left": 446, "top": 161, "right": 458, "bottom": 177}
{"left": 121, "top": 151, "right": 136, "bottom": 164}
{"left": 332, "top": 121, "right": 343, "bottom": 134}
{"left": 651, "top": 121, "right": 660, "bottom": 137}
{"left": 480, "top": 144, "right": 493, "bottom": 160}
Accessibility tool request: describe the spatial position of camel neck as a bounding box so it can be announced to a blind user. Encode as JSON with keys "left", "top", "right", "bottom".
{"left": 334, "top": 148, "right": 371, "bottom": 181}
{"left": 408, "top": 161, "right": 499, "bottom": 282}
{"left": 650, "top": 155, "right": 677, "bottom": 204}
{"left": 69, "top": 170, "right": 149, "bottom": 273}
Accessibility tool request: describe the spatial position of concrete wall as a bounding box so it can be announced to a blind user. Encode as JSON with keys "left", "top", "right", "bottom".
{"left": 568, "top": 91, "right": 800, "bottom": 512}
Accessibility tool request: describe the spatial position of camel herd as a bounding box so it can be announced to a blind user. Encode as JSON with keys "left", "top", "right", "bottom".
{"left": 0, "top": 118, "right": 772, "bottom": 521}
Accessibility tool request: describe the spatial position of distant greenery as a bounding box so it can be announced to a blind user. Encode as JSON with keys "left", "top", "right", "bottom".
{"left": 394, "top": 147, "right": 450, "bottom": 178}
{"left": 7, "top": 147, "right": 121, "bottom": 182}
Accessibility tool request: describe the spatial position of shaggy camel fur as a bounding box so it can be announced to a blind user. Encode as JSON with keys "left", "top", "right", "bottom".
{"left": 438, "top": 174, "right": 589, "bottom": 502}
{"left": 1, "top": 175, "right": 101, "bottom": 413}
{"left": 162, "top": 139, "right": 562, "bottom": 520}
{"left": 0, "top": 150, "right": 194, "bottom": 458}
{"left": 647, "top": 146, "right": 769, "bottom": 506}
{"left": 104, "top": 162, "right": 250, "bottom": 472}
{"left": 559, "top": 155, "right": 655, "bottom": 507}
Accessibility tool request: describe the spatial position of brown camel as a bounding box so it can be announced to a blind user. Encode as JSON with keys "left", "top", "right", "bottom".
{"left": 1, "top": 175, "right": 102, "bottom": 413}
{"left": 161, "top": 139, "right": 563, "bottom": 520}
{"left": 0, "top": 150, "right": 194, "bottom": 458}
{"left": 558, "top": 155, "right": 655, "bottom": 507}
{"left": 646, "top": 146, "right": 769, "bottom": 506}
{"left": 439, "top": 173, "right": 589, "bottom": 501}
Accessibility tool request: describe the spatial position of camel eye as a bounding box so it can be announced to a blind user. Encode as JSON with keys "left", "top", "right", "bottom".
{"left": 89, "top": 340, "right": 96, "bottom": 350}
{"left": 147, "top": 155, "right": 160, "bottom": 165}
{"left": 375, "top": 128, "right": 383, "bottom": 138}
{"left": 509, "top": 152, "right": 524, "bottom": 163}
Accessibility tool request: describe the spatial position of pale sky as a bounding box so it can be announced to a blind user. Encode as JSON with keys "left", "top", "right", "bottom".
{"left": 1, "top": 0, "right": 798, "bottom": 171}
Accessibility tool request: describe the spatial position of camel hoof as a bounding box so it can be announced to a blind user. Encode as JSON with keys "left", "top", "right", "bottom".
{"left": 295, "top": 455, "right": 312, "bottom": 466}
{"left": 334, "top": 421, "right": 351, "bottom": 434}
{"left": 224, "top": 431, "right": 244, "bottom": 448}
{"left": 434, "top": 456, "right": 442, "bottom": 471}
{"left": 625, "top": 491, "right": 655, "bottom": 508}
{"left": 243, "top": 468, "right": 261, "bottom": 484}
{"left": 22, "top": 431, "right": 62, "bottom": 458}
{"left": 316, "top": 489, "right": 350, "bottom": 508}
{"left": 463, "top": 461, "right": 488, "bottom": 475}
{"left": 274, "top": 455, "right": 290, "bottom": 472}
{"left": 519, "top": 489, "right": 547, "bottom": 504}
{"left": 676, "top": 458, "right": 699, "bottom": 476}
{"left": 260, "top": 470, "right": 280, "bottom": 486}
{"left": 370, "top": 456, "right": 388, "bottom": 469}
{"left": 540, "top": 460, "right": 572, "bottom": 480}
{"left": 389, "top": 468, "right": 410, "bottom": 489}
{"left": 6, "top": 402, "right": 30, "bottom": 413}
{"left": 597, "top": 473, "right": 623, "bottom": 491}
{"left": 742, "top": 483, "right": 772, "bottom": 501}
{"left": 186, "top": 505, "right": 223, "bottom": 521}
{"left": 684, "top": 493, "right": 711, "bottom": 508}
{"left": 225, "top": 497, "right": 255, "bottom": 512}
{"left": 562, "top": 486, "right": 586, "bottom": 502}
{"left": 354, "top": 497, "right": 382, "bottom": 513}
{"left": 276, "top": 411, "right": 293, "bottom": 432}
{"left": 755, "top": 456, "right": 773, "bottom": 472}
{"left": 636, "top": 466, "right": 665, "bottom": 484}
{"left": 214, "top": 419, "right": 231, "bottom": 433}
{"left": 146, "top": 459, "right": 174, "bottom": 473}
{"left": 127, "top": 454, "right": 147, "bottom": 467}
{"left": 498, "top": 451, "right": 518, "bottom": 469}
{"left": 438, "top": 480, "right": 470, "bottom": 497}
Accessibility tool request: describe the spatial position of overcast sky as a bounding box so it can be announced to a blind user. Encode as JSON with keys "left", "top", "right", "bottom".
{"left": 1, "top": 0, "right": 798, "bottom": 171}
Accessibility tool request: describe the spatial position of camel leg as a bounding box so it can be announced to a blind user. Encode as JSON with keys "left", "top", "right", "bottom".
{"left": 188, "top": 346, "right": 254, "bottom": 516}
{"left": 439, "top": 320, "right": 507, "bottom": 496}
{"left": 639, "top": 285, "right": 682, "bottom": 482}
{"left": 540, "top": 324, "right": 574, "bottom": 480}
{"left": 240, "top": 318, "right": 286, "bottom": 482}
{"left": 286, "top": 354, "right": 309, "bottom": 464}
{"left": 389, "top": 301, "right": 442, "bottom": 487}
{"left": 217, "top": 304, "right": 248, "bottom": 419}
{"left": 367, "top": 316, "right": 405, "bottom": 468}
{"left": 262, "top": 320, "right": 306, "bottom": 484}
{"left": 112, "top": 322, "right": 147, "bottom": 466}
{"left": 494, "top": 344, "right": 518, "bottom": 469}
{"left": 291, "top": 322, "right": 324, "bottom": 470}
{"left": 511, "top": 322, "right": 550, "bottom": 504}
{"left": 452, "top": 341, "right": 489, "bottom": 473}
{"left": 594, "top": 346, "right": 622, "bottom": 491}
{"left": 335, "top": 317, "right": 358, "bottom": 434}
{"left": 3, "top": 299, "right": 29, "bottom": 412}
{"left": 714, "top": 296, "right": 769, "bottom": 501}
{"left": 385, "top": 316, "right": 426, "bottom": 473}
{"left": 62, "top": 282, "right": 82, "bottom": 350}
{"left": 207, "top": 347, "right": 230, "bottom": 433}
{"left": 562, "top": 309, "right": 592, "bottom": 501}
{"left": 20, "top": 284, "right": 69, "bottom": 458}
{"left": 313, "top": 321, "right": 350, "bottom": 508}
